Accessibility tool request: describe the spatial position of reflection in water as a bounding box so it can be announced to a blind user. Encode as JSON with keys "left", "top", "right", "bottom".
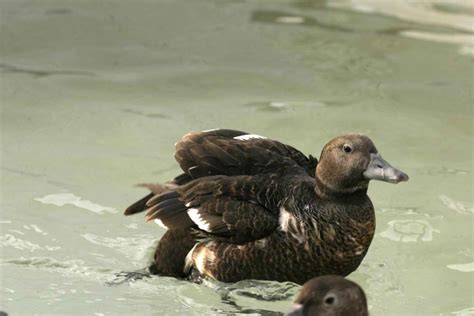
{"left": 0, "top": 234, "right": 43, "bottom": 251}
{"left": 217, "top": 279, "right": 298, "bottom": 301}
{"left": 380, "top": 219, "right": 440, "bottom": 242}
{"left": 328, "top": 0, "right": 473, "bottom": 32}
{"left": 357, "top": 261, "right": 404, "bottom": 312}
{"left": 418, "top": 166, "right": 469, "bottom": 176}
{"left": 105, "top": 270, "right": 152, "bottom": 286}
{"left": 1, "top": 257, "right": 114, "bottom": 283}
{"left": 245, "top": 101, "right": 326, "bottom": 112}
{"left": 35, "top": 193, "right": 117, "bottom": 214}
{"left": 216, "top": 300, "right": 284, "bottom": 316}
{"left": 327, "top": 0, "right": 474, "bottom": 55}
{"left": 451, "top": 306, "right": 474, "bottom": 316}
{"left": 25, "top": 224, "right": 48, "bottom": 235}
{"left": 0, "top": 63, "right": 95, "bottom": 78}
{"left": 245, "top": 101, "right": 290, "bottom": 112}
{"left": 400, "top": 30, "right": 474, "bottom": 56}
{"left": 251, "top": 10, "right": 352, "bottom": 32}
{"left": 81, "top": 233, "right": 157, "bottom": 263}
{"left": 202, "top": 279, "right": 298, "bottom": 315}
{"left": 447, "top": 262, "right": 474, "bottom": 273}
{"left": 120, "top": 108, "right": 169, "bottom": 119}
{"left": 439, "top": 195, "right": 474, "bottom": 215}
{"left": 44, "top": 8, "right": 73, "bottom": 15}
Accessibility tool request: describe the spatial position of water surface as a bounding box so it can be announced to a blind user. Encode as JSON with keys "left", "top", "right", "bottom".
{"left": 1, "top": 0, "right": 473, "bottom": 315}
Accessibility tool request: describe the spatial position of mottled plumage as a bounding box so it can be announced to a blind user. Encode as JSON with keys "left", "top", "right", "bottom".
{"left": 287, "top": 275, "right": 368, "bottom": 316}
{"left": 124, "top": 129, "right": 408, "bottom": 284}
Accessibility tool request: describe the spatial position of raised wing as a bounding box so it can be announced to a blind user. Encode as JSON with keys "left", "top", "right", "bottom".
{"left": 174, "top": 129, "right": 317, "bottom": 181}
{"left": 125, "top": 129, "right": 317, "bottom": 216}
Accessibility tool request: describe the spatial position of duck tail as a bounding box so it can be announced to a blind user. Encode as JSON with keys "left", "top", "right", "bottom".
{"left": 124, "top": 192, "right": 154, "bottom": 215}
{"left": 124, "top": 181, "right": 181, "bottom": 216}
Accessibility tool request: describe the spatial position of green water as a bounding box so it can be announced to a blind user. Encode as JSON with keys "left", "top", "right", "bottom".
{"left": 1, "top": 0, "right": 473, "bottom": 315}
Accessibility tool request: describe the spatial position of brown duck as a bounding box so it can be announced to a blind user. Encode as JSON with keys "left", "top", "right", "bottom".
{"left": 125, "top": 129, "right": 408, "bottom": 284}
{"left": 287, "top": 275, "right": 368, "bottom": 316}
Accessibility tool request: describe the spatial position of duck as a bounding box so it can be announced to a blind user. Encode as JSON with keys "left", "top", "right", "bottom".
{"left": 287, "top": 275, "right": 368, "bottom": 316}
{"left": 125, "top": 129, "right": 408, "bottom": 284}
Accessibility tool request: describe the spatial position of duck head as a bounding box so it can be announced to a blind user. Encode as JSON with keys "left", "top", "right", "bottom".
{"left": 316, "top": 134, "right": 408, "bottom": 196}
{"left": 287, "top": 275, "right": 368, "bottom": 316}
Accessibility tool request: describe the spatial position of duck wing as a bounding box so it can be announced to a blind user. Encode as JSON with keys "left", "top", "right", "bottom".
{"left": 125, "top": 129, "right": 316, "bottom": 216}
{"left": 174, "top": 129, "right": 317, "bottom": 182}
{"left": 144, "top": 174, "right": 283, "bottom": 244}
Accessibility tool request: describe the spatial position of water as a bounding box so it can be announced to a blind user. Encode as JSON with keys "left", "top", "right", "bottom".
{"left": 1, "top": 0, "right": 473, "bottom": 315}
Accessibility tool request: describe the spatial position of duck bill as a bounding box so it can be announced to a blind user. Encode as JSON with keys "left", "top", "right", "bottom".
{"left": 363, "top": 153, "right": 409, "bottom": 184}
{"left": 286, "top": 304, "right": 303, "bottom": 316}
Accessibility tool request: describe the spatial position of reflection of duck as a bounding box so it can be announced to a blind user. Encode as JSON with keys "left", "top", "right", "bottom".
{"left": 287, "top": 275, "right": 368, "bottom": 316}
{"left": 125, "top": 129, "right": 408, "bottom": 284}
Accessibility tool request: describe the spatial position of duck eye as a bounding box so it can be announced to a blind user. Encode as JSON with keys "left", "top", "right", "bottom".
{"left": 324, "top": 294, "right": 336, "bottom": 305}
{"left": 343, "top": 144, "right": 352, "bottom": 153}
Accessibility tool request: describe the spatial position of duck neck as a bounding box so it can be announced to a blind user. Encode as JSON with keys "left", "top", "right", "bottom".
{"left": 315, "top": 174, "right": 368, "bottom": 200}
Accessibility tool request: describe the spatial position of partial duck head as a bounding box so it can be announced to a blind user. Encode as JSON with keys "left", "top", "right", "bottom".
{"left": 287, "top": 275, "right": 368, "bottom": 316}
{"left": 316, "top": 134, "right": 408, "bottom": 197}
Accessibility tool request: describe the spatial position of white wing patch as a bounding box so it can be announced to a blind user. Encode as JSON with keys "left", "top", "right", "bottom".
{"left": 234, "top": 134, "right": 267, "bottom": 141}
{"left": 154, "top": 219, "right": 168, "bottom": 229}
{"left": 187, "top": 208, "right": 211, "bottom": 232}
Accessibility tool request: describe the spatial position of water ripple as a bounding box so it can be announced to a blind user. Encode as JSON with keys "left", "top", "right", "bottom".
{"left": 0, "top": 63, "right": 95, "bottom": 78}
{"left": 1, "top": 257, "right": 113, "bottom": 282}
{"left": 245, "top": 101, "right": 326, "bottom": 112}
{"left": 81, "top": 233, "right": 157, "bottom": 263}
{"left": 451, "top": 306, "right": 474, "bottom": 316}
{"left": 328, "top": 0, "right": 474, "bottom": 56}
{"left": 447, "top": 262, "right": 474, "bottom": 273}
{"left": 216, "top": 280, "right": 298, "bottom": 302}
{"left": 200, "top": 279, "right": 297, "bottom": 315}
{"left": 0, "top": 234, "right": 43, "bottom": 251}
{"left": 439, "top": 195, "right": 474, "bottom": 216}
{"left": 380, "top": 219, "right": 440, "bottom": 242}
{"left": 0, "top": 234, "right": 60, "bottom": 252}
{"left": 35, "top": 193, "right": 117, "bottom": 214}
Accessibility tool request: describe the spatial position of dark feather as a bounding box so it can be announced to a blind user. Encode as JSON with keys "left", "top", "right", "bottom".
{"left": 174, "top": 129, "right": 315, "bottom": 179}
{"left": 159, "top": 212, "right": 195, "bottom": 229}
{"left": 173, "top": 173, "right": 193, "bottom": 185}
{"left": 124, "top": 193, "right": 154, "bottom": 215}
{"left": 142, "top": 176, "right": 280, "bottom": 244}
{"left": 146, "top": 190, "right": 180, "bottom": 207}
{"left": 125, "top": 129, "right": 315, "bottom": 215}
{"left": 146, "top": 198, "right": 187, "bottom": 222}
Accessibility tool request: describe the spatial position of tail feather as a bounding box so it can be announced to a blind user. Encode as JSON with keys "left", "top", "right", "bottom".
{"left": 125, "top": 181, "right": 182, "bottom": 216}
{"left": 124, "top": 193, "right": 154, "bottom": 216}
{"left": 146, "top": 190, "right": 180, "bottom": 207}
{"left": 136, "top": 182, "right": 178, "bottom": 195}
{"left": 146, "top": 198, "right": 187, "bottom": 222}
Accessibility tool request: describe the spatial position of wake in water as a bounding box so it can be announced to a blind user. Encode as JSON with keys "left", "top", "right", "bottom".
{"left": 105, "top": 267, "right": 299, "bottom": 315}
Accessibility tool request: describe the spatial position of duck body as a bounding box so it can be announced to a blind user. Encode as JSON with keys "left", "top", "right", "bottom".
{"left": 125, "top": 129, "right": 407, "bottom": 284}
{"left": 186, "top": 178, "right": 375, "bottom": 284}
